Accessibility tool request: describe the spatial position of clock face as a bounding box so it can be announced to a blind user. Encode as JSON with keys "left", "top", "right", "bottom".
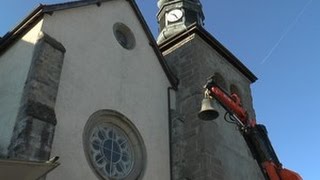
{"left": 167, "top": 9, "right": 183, "bottom": 22}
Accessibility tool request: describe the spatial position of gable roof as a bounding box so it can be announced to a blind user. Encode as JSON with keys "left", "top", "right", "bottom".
{"left": 158, "top": 24, "right": 258, "bottom": 83}
{"left": 0, "top": 0, "right": 178, "bottom": 88}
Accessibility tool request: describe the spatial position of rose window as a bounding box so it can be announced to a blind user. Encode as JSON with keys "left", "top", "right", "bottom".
{"left": 89, "top": 123, "right": 134, "bottom": 178}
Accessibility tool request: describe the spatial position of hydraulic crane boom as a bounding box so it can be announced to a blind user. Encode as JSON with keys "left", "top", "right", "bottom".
{"left": 198, "top": 76, "right": 302, "bottom": 180}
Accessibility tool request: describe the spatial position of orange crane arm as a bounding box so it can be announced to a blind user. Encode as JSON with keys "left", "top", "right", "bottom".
{"left": 202, "top": 76, "right": 302, "bottom": 180}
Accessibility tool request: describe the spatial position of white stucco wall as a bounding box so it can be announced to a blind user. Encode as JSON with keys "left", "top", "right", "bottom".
{"left": 42, "top": 1, "right": 171, "bottom": 180}
{"left": 0, "top": 21, "right": 43, "bottom": 156}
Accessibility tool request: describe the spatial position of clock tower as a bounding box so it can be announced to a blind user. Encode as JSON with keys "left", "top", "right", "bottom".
{"left": 157, "top": 0, "right": 205, "bottom": 44}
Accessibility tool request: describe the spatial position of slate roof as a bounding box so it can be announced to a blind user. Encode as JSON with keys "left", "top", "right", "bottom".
{"left": 159, "top": 23, "right": 258, "bottom": 83}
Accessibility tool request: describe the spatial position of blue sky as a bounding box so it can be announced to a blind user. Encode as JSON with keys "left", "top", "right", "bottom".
{"left": 1, "top": 0, "right": 319, "bottom": 179}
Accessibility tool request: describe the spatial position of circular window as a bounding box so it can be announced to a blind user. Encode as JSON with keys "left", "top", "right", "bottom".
{"left": 113, "top": 23, "right": 136, "bottom": 50}
{"left": 83, "top": 110, "right": 146, "bottom": 180}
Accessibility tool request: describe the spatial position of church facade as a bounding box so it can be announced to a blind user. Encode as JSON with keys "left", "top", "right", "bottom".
{"left": 0, "top": 0, "right": 265, "bottom": 179}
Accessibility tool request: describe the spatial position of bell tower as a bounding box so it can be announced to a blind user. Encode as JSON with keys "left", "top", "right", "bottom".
{"left": 157, "top": 0, "right": 205, "bottom": 44}
{"left": 157, "top": 0, "right": 265, "bottom": 179}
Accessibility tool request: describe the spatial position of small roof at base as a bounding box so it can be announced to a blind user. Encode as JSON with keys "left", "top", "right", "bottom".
{"left": 0, "top": 159, "right": 59, "bottom": 180}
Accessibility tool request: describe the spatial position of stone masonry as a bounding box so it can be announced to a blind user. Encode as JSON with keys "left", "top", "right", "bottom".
{"left": 8, "top": 32, "right": 65, "bottom": 161}
{"left": 164, "top": 34, "right": 264, "bottom": 180}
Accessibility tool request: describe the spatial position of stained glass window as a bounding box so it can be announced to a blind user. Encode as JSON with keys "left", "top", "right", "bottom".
{"left": 89, "top": 124, "right": 134, "bottom": 178}
{"left": 83, "top": 110, "right": 146, "bottom": 180}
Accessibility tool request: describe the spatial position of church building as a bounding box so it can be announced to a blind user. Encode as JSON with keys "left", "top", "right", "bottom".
{"left": 0, "top": 0, "right": 266, "bottom": 179}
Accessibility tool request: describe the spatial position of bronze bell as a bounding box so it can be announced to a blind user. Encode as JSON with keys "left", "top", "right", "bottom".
{"left": 198, "top": 97, "right": 219, "bottom": 121}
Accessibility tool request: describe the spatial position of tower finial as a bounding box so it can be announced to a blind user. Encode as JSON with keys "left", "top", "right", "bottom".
{"left": 156, "top": 0, "right": 205, "bottom": 44}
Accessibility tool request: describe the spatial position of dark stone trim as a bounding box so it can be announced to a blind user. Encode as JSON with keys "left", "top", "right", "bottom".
{"left": 8, "top": 33, "right": 65, "bottom": 161}
{"left": 42, "top": 0, "right": 110, "bottom": 13}
{"left": 41, "top": 33, "right": 66, "bottom": 53}
{"left": 8, "top": 117, "right": 56, "bottom": 161}
{"left": 22, "top": 100, "right": 57, "bottom": 125}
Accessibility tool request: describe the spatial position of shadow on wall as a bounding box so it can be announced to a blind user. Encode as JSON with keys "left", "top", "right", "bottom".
{"left": 0, "top": 39, "right": 37, "bottom": 158}
{"left": 0, "top": 147, "right": 5, "bottom": 158}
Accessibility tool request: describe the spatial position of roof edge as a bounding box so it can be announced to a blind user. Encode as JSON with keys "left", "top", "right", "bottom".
{"left": 0, "top": 6, "right": 43, "bottom": 53}
{"left": 159, "top": 24, "right": 258, "bottom": 83}
{"left": 0, "top": 0, "right": 109, "bottom": 52}
{"left": 0, "top": 0, "right": 179, "bottom": 88}
{"left": 43, "top": 0, "right": 110, "bottom": 13}
{"left": 128, "top": 0, "right": 179, "bottom": 88}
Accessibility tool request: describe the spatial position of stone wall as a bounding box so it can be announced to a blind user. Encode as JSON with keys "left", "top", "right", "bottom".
{"left": 164, "top": 34, "right": 264, "bottom": 180}
{"left": 8, "top": 33, "right": 65, "bottom": 161}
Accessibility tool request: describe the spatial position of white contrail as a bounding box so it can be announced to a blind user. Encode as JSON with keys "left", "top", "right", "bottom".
{"left": 261, "top": 0, "right": 313, "bottom": 64}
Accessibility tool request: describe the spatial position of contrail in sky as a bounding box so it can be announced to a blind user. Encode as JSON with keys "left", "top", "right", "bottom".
{"left": 261, "top": 0, "right": 313, "bottom": 64}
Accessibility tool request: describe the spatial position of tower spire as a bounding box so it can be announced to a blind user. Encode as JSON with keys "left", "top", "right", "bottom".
{"left": 156, "top": 0, "right": 205, "bottom": 44}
